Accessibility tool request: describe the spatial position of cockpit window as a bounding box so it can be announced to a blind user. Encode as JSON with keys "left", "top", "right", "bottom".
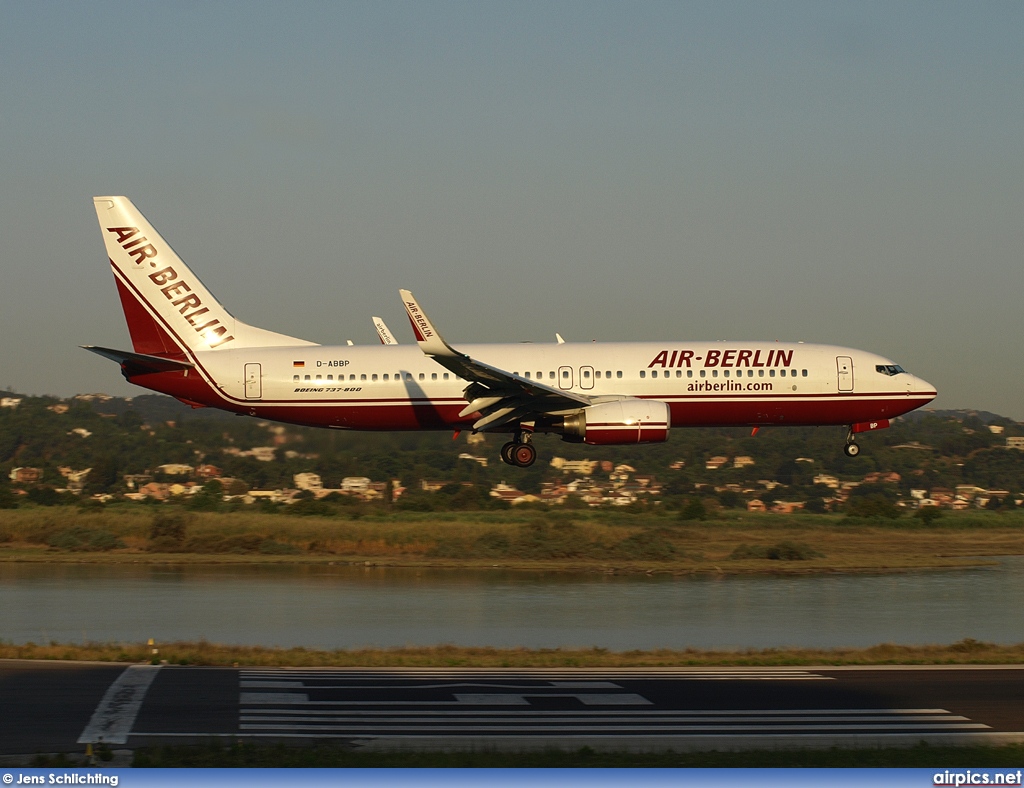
{"left": 876, "top": 364, "right": 906, "bottom": 376}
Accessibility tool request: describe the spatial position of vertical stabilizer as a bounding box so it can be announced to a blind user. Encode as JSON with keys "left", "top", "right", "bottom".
{"left": 94, "top": 196, "right": 316, "bottom": 355}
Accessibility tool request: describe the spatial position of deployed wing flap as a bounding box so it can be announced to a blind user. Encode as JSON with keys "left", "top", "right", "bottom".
{"left": 82, "top": 345, "right": 195, "bottom": 374}
{"left": 398, "top": 290, "right": 590, "bottom": 429}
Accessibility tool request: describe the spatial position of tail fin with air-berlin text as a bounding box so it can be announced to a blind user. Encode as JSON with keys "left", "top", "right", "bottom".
{"left": 93, "top": 196, "right": 316, "bottom": 359}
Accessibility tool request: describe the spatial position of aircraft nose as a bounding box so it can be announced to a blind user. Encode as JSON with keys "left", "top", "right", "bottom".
{"left": 911, "top": 375, "right": 937, "bottom": 401}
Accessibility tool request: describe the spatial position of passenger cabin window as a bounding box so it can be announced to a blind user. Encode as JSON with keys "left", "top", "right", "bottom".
{"left": 419, "top": 373, "right": 425, "bottom": 381}
{"left": 639, "top": 371, "right": 646, "bottom": 379}
{"left": 616, "top": 371, "right": 622, "bottom": 379}
{"left": 360, "top": 374, "right": 367, "bottom": 381}
{"left": 443, "top": 373, "right": 449, "bottom": 380}
{"left": 802, "top": 369, "right": 808, "bottom": 377}
{"left": 293, "top": 375, "right": 299, "bottom": 381}
{"left": 431, "top": 373, "right": 437, "bottom": 380}
{"left": 605, "top": 370, "right": 612, "bottom": 378}
{"left": 304, "top": 375, "right": 310, "bottom": 381}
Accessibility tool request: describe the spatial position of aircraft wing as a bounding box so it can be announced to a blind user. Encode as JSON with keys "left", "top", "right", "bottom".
{"left": 82, "top": 345, "right": 195, "bottom": 374}
{"left": 399, "top": 290, "right": 590, "bottom": 432}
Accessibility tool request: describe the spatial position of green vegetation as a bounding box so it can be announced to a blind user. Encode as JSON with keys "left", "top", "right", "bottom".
{"left": 0, "top": 391, "right": 1020, "bottom": 572}
{"left": 5, "top": 636, "right": 1023, "bottom": 668}
{"left": 729, "top": 541, "right": 823, "bottom": 561}
{"left": 120, "top": 740, "right": 1024, "bottom": 767}
{"left": 0, "top": 391, "right": 1022, "bottom": 507}
{"left": 1, "top": 506, "right": 1023, "bottom": 572}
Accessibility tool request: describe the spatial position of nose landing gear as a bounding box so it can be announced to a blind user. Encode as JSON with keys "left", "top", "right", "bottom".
{"left": 843, "top": 427, "right": 860, "bottom": 457}
{"left": 500, "top": 431, "right": 537, "bottom": 467}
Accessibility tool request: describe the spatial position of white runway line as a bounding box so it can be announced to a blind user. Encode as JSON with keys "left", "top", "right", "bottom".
{"left": 237, "top": 722, "right": 990, "bottom": 733}
{"left": 78, "top": 664, "right": 162, "bottom": 744}
{"left": 240, "top": 669, "right": 833, "bottom": 681}
{"left": 236, "top": 668, "right": 988, "bottom": 740}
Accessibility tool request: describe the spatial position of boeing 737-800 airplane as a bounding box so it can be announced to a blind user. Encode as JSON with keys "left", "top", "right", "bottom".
{"left": 85, "top": 197, "right": 937, "bottom": 467}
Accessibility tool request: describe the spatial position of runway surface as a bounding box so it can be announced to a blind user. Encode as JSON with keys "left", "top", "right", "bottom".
{"left": 4, "top": 661, "right": 1024, "bottom": 754}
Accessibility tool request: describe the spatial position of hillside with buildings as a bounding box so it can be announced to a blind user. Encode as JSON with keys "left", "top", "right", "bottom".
{"left": 1, "top": 391, "right": 1022, "bottom": 514}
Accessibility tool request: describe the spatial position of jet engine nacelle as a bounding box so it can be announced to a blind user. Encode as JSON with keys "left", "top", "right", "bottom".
{"left": 561, "top": 399, "right": 670, "bottom": 445}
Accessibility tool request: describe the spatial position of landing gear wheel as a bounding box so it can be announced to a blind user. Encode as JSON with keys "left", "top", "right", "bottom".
{"left": 844, "top": 442, "right": 860, "bottom": 457}
{"left": 512, "top": 443, "right": 537, "bottom": 467}
{"left": 500, "top": 441, "right": 518, "bottom": 466}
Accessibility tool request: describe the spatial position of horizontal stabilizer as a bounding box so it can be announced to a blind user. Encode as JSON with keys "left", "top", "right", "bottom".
{"left": 82, "top": 345, "right": 195, "bottom": 374}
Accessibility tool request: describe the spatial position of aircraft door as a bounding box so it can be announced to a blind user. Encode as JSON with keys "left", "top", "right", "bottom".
{"left": 836, "top": 356, "right": 853, "bottom": 392}
{"left": 558, "top": 366, "right": 574, "bottom": 390}
{"left": 579, "top": 366, "right": 594, "bottom": 390}
{"left": 244, "top": 363, "right": 262, "bottom": 399}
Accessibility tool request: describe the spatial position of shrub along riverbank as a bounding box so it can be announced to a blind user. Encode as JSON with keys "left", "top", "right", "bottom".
{"left": 3, "top": 638, "right": 1024, "bottom": 667}
{"left": 0, "top": 506, "right": 1022, "bottom": 573}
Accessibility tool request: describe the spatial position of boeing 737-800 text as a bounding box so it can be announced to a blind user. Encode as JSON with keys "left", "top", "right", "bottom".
{"left": 85, "top": 197, "right": 937, "bottom": 467}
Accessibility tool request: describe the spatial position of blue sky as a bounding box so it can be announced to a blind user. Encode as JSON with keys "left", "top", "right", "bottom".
{"left": 1, "top": 1, "right": 1022, "bottom": 418}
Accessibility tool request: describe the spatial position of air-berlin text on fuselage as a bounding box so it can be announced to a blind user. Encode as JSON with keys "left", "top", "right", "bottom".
{"left": 648, "top": 349, "right": 793, "bottom": 369}
{"left": 107, "top": 227, "right": 235, "bottom": 349}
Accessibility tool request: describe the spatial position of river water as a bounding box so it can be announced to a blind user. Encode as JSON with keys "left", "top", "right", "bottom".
{"left": 2, "top": 559, "right": 1023, "bottom": 650}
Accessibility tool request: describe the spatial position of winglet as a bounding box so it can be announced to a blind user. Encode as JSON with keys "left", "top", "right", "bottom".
{"left": 399, "top": 289, "right": 458, "bottom": 358}
{"left": 372, "top": 316, "right": 398, "bottom": 345}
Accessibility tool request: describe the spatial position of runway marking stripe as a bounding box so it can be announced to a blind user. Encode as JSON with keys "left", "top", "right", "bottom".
{"left": 241, "top": 674, "right": 832, "bottom": 682}
{"left": 240, "top": 679, "right": 622, "bottom": 683}
{"left": 241, "top": 670, "right": 832, "bottom": 679}
{"left": 132, "top": 731, "right": 1017, "bottom": 740}
{"left": 77, "top": 664, "right": 161, "bottom": 745}
{"left": 240, "top": 714, "right": 971, "bottom": 723}
{"left": 237, "top": 723, "right": 991, "bottom": 733}
{"left": 240, "top": 693, "right": 651, "bottom": 706}
{"left": 241, "top": 670, "right": 828, "bottom": 675}
{"left": 240, "top": 707, "right": 954, "bottom": 716}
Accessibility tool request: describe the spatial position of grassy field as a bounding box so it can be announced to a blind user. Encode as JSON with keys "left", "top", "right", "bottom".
{"left": 4, "top": 638, "right": 1024, "bottom": 667}
{"left": 1, "top": 505, "right": 1023, "bottom": 573}
{"left": 115, "top": 741, "right": 1024, "bottom": 767}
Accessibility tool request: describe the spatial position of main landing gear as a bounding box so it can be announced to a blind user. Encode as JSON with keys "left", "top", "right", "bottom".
{"left": 500, "top": 431, "right": 537, "bottom": 468}
{"left": 843, "top": 428, "right": 860, "bottom": 457}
